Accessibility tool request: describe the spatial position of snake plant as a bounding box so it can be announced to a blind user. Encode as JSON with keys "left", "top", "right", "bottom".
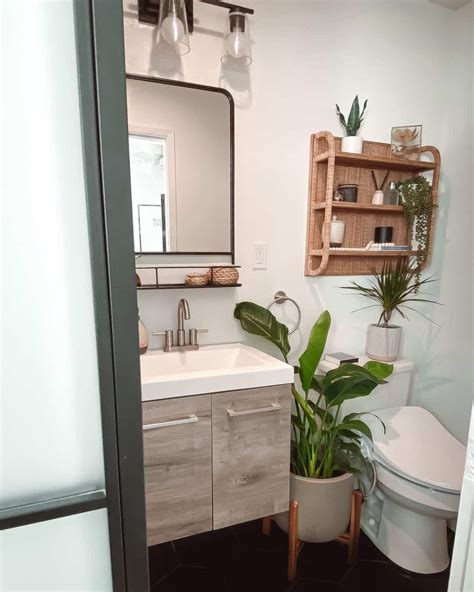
{"left": 336, "top": 95, "right": 368, "bottom": 137}
{"left": 234, "top": 303, "right": 392, "bottom": 479}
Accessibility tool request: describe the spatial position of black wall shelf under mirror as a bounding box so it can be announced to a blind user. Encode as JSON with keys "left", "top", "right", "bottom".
{"left": 136, "top": 264, "right": 241, "bottom": 290}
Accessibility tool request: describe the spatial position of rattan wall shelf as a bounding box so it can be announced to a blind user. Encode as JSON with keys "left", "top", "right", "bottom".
{"left": 305, "top": 131, "right": 440, "bottom": 276}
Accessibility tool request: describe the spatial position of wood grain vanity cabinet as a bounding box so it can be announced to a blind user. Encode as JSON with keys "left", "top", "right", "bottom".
{"left": 142, "top": 385, "right": 291, "bottom": 545}
{"left": 142, "top": 395, "right": 212, "bottom": 546}
{"left": 212, "top": 385, "right": 291, "bottom": 529}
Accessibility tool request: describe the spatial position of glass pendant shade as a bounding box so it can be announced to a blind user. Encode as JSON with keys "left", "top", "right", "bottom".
{"left": 157, "top": 0, "right": 190, "bottom": 56}
{"left": 221, "top": 10, "right": 252, "bottom": 67}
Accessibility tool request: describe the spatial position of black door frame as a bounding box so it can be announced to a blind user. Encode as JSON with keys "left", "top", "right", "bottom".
{"left": 0, "top": 1, "right": 150, "bottom": 591}
{"left": 74, "top": 0, "right": 150, "bottom": 589}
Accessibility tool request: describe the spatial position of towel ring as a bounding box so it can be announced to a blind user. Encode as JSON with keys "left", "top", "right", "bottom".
{"left": 267, "top": 291, "right": 302, "bottom": 335}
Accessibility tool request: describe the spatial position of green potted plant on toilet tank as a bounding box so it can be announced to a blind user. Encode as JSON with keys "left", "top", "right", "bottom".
{"left": 342, "top": 258, "right": 439, "bottom": 362}
{"left": 234, "top": 303, "right": 392, "bottom": 543}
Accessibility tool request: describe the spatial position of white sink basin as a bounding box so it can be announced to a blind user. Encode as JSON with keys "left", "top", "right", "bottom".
{"left": 140, "top": 343, "right": 294, "bottom": 401}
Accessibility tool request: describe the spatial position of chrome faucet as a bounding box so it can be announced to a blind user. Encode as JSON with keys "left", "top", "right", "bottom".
{"left": 153, "top": 298, "right": 208, "bottom": 352}
{"left": 177, "top": 298, "right": 190, "bottom": 346}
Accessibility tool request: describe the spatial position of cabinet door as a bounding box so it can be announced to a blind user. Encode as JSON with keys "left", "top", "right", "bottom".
{"left": 212, "top": 385, "right": 291, "bottom": 529}
{"left": 143, "top": 395, "right": 212, "bottom": 545}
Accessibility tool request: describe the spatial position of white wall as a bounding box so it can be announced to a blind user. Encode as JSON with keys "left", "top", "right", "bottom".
{"left": 124, "top": 0, "right": 473, "bottom": 442}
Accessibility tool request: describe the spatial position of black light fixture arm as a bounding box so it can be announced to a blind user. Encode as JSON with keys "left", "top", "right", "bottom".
{"left": 199, "top": 0, "right": 254, "bottom": 15}
{"left": 138, "top": 0, "right": 254, "bottom": 29}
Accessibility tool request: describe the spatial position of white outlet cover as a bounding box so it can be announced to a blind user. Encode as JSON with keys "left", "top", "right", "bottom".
{"left": 253, "top": 242, "right": 267, "bottom": 269}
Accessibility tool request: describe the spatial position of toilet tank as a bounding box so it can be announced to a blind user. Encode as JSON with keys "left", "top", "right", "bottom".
{"left": 318, "top": 357, "right": 413, "bottom": 416}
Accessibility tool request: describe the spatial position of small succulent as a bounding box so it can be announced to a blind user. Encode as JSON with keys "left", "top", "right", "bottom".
{"left": 336, "top": 95, "right": 368, "bottom": 137}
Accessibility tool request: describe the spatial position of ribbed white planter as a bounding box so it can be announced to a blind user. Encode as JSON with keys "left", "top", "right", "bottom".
{"left": 366, "top": 323, "right": 402, "bottom": 362}
{"left": 341, "top": 136, "right": 363, "bottom": 154}
{"left": 274, "top": 472, "right": 354, "bottom": 543}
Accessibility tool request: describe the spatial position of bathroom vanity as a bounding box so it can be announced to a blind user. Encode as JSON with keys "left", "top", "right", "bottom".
{"left": 130, "top": 76, "right": 294, "bottom": 546}
{"left": 141, "top": 344, "right": 293, "bottom": 546}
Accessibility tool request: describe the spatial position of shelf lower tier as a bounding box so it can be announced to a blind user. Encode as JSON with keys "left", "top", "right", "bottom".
{"left": 310, "top": 249, "right": 415, "bottom": 257}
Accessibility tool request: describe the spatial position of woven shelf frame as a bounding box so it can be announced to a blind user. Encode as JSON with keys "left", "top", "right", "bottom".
{"left": 305, "top": 131, "right": 440, "bottom": 276}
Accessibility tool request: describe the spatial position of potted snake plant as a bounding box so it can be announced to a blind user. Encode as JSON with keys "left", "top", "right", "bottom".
{"left": 234, "top": 303, "right": 392, "bottom": 543}
{"left": 336, "top": 95, "right": 368, "bottom": 154}
{"left": 342, "top": 258, "right": 439, "bottom": 362}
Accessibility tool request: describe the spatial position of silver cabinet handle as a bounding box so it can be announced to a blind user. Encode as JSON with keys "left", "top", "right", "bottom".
{"left": 143, "top": 415, "right": 198, "bottom": 430}
{"left": 227, "top": 403, "right": 281, "bottom": 417}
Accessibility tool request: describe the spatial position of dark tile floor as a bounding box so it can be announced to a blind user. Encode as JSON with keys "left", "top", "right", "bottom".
{"left": 148, "top": 520, "right": 452, "bottom": 592}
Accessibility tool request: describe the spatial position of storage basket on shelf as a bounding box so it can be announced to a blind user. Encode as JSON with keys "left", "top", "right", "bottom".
{"left": 185, "top": 270, "right": 211, "bottom": 286}
{"left": 212, "top": 266, "right": 240, "bottom": 286}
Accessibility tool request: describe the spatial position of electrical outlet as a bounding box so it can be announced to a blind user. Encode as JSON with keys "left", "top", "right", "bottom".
{"left": 252, "top": 242, "right": 267, "bottom": 269}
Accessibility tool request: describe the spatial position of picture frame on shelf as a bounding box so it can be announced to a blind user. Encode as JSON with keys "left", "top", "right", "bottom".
{"left": 391, "top": 125, "right": 423, "bottom": 161}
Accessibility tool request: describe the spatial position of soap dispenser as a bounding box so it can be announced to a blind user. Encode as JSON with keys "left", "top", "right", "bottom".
{"left": 138, "top": 309, "right": 149, "bottom": 355}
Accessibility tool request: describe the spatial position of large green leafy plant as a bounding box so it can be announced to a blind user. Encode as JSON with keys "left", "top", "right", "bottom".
{"left": 336, "top": 95, "right": 368, "bottom": 137}
{"left": 234, "top": 303, "right": 392, "bottom": 479}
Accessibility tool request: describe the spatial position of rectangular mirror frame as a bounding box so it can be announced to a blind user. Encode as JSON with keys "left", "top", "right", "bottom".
{"left": 126, "top": 74, "right": 235, "bottom": 263}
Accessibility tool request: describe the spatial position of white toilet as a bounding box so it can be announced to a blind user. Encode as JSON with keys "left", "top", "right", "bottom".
{"left": 319, "top": 358, "right": 467, "bottom": 574}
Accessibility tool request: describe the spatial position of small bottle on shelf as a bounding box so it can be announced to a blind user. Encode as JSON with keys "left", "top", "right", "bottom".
{"left": 329, "top": 215, "right": 345, "bottom": 247}
{"left": 383, "top": 181, "right": 400, "bottom": 206}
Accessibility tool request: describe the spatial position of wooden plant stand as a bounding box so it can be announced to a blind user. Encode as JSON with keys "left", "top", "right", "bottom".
{"left": 263, "top": 489, "right": 363, "bottom": 582}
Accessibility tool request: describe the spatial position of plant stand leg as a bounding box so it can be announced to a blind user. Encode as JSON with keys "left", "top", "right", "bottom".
{"left": 262, "top": 516, "right": 272, "bottom": 536}
{"left": 348, "top": 489, "right": 363, "bottom": 565}
{"left": 288, "top": 500, "right": 302, "bottom": 582}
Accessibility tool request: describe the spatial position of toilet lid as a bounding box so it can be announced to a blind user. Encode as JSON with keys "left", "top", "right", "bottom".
{"left": 367, "top": 406, "right": 466, "bottom": 493}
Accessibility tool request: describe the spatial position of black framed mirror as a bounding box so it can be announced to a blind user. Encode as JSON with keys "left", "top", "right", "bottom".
{"left": 126, "top": 75, "right": 235, "bottom": 262}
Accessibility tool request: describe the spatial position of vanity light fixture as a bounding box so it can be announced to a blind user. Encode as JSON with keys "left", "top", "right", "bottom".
{"left": 138, "top": 0, "right": 254, "bottom": 66}
{"left": 221, "top": 9, "right": 252, "bottom": 66}
{"left": 156, "top": 0, "right": 191, "bottom": 55}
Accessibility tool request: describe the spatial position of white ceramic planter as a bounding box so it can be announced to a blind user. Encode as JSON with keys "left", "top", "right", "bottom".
{"left": 366, "top": 323, "right": 402, "bottom": 362}
{"left": 274, "top": 472, "right": 354, "bottom": 543}
{"left": 341, "top": 136, "right": 363, "bottom": 154}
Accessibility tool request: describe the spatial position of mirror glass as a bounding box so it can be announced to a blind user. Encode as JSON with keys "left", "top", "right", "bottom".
{"left": 126, "top": 76, "right": 233, "bottom": 255}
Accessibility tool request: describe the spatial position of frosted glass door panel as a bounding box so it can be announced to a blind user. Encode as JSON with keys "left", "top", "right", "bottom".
{"left": 1, "top": 510, "right": 112, "bottom": 591}
{"left": 1, "top": 1, "right": 105, "bottom": 506}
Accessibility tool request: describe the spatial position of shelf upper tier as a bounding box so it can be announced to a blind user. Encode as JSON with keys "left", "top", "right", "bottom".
{"left": 314, "top": 151, "right": 436, "bottom": 173}
{"left": 313, "top": 202, "right": 404, "bottom": 213}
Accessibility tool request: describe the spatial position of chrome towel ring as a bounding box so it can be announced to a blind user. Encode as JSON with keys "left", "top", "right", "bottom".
{"left": 267, "top": 291, "right": 302, "bottom": 335}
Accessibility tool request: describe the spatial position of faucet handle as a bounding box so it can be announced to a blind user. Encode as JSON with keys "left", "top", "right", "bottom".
{"left": 152, "top": 329, "right": 174, "bottom": 351}
{"left": 189, "top": 328, "right": 208, "bottom": 346}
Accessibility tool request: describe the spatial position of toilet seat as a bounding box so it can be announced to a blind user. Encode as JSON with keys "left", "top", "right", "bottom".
{"left": 366, "top": 406, "right": 466, "bottom": 493}
{"left": 374, "top": 462, "right": 460, "bottom": 516}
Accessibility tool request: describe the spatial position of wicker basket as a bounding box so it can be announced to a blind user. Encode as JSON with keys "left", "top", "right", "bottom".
{"left": 212, "top": 267, "right": 239, "bottom": 286}
{"left": 185, "top": 270, "right": 211, "bottom": 286}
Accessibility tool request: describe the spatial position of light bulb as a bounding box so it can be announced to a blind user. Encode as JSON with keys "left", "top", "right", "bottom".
{"left": 224, "top": 30, "right": 249, "bottom": 58}
{"left": 161, "top": 15, "right": 185, "bottom": 44}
